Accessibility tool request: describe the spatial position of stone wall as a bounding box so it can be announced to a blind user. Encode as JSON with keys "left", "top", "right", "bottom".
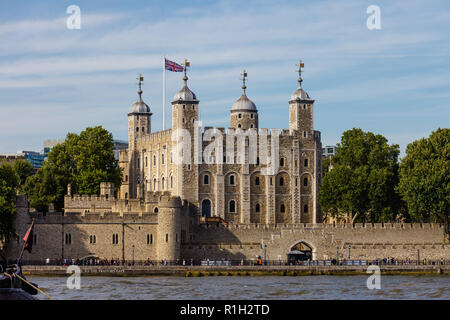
{"left": 5, "top": 196, "right": 184, "bottom": 263}
{"left": 7, "top": 197, "right": 447, "bottom": 264}
{"left": 182, "top": 223, "right": 449, "bottom": 262}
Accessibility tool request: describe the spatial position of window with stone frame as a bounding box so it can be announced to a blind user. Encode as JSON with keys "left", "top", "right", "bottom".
{"left": 229, "top": 200, "right": 236, "bottom": 213}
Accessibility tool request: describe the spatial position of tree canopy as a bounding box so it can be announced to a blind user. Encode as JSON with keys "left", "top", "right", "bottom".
{"left": 0, "top": 161, "right": 19, "bottom": 240}
{"left": 398, "top": 128, "right": 449, "bottom": 240}
{"left": 13, "top": 159, "right": 34, "bottom": 193}
{"left": 24, "top": 126, "right": 122, "bottom": 212}
{"left": 319, "top": 128, "right": 401, "bottom": 223}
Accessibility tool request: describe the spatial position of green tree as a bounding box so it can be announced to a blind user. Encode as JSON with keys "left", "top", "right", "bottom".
{"left": 24, "top": 126, "right": 122, "bottom": 212}
{"left": 13, "top": 159, "right": 34, "bottom": 193}
{"left": 0, "top": 161, "right": 19, "bottom": 240}
{"left": 398, "top": 128, "right": 449, "bottom": 241}
{"left": 319, "top": 128, "right": 401, "bottom": 223}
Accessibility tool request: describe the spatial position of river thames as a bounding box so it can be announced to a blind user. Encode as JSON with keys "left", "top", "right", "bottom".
{"left": 27, "top": 275, "right": 450, "bottom": 300}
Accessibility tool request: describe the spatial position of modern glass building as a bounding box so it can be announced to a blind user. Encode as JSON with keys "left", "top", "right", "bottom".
{"left": 17, "top": 151, "right": 47, "bottom": 169}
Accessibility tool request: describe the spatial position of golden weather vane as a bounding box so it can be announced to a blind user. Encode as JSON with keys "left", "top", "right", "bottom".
{"left": 296, "top": 59, "right": 305, "bottom": 78}
{"left": 183, "top": 58, "right": 190, "bottom": 77}
{"left": 137, "top": 73, "right": 144, "bottom": 90}
{"left": 240, "top": 69, "right": 248, "bottom": 93}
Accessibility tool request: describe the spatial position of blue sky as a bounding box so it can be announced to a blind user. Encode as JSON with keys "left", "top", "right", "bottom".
{"left": 0, "top": 0, "right": 449, "bottom": 156}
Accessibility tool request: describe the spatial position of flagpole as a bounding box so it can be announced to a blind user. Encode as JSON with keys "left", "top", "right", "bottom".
{"left": 163, "top": 56, "right": 166, "bottom": 131}
{"left": 17, "top": 219, "right": 35, "bottom": 264}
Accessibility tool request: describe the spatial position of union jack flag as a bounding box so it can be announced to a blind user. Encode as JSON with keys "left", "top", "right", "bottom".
{"left": 165, "top": 58, "right": 184, "bottom": 72}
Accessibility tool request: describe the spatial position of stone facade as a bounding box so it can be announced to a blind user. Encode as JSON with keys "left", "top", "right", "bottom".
{"left": 5, "top": 65, "right": 447, "bottom": 263}
{"left": 120, "top": 70, "right": 322, "bottom": 225}
{"left": 6, "top": 196, "right": 449, "bottom": 262}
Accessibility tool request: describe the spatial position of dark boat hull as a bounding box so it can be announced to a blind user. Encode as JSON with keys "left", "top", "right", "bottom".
{"left": 0, "top": 288, "right": 38, "bottom": 300}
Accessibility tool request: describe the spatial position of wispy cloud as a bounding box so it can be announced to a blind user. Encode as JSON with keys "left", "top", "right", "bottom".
{"left": 0, "top": 0, "right": 449, "bottom": 153}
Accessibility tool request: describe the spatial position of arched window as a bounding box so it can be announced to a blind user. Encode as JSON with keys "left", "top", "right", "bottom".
{"left": 304, "top": 158, "right": 308, "bottom": 167}
{"left": 250, "top": 124, "right": 254, "bottom": 128}
{"left": 280, "top": 204, "right": 285, "bottom": 213}
{"left": 238, "top": 113, "right": 242, "bottom": 119}
{"left": 125, "top": 193, "right": 128, "bottom": 199}
{"left": 145, "top": 157, "right": 148, "bottom": 167}
{"left": 142, "top": 127, "right": 145, "bottom": 133}
{"left": 153, "top": 155, "right": 156, "bottom": 166}
{"left": 229, "top": 174, "right": 235, "bottom": 185}
{"left": 162, "top": 177, "right": 165, "bottom": 190}
{"left": 136, "top": 127, "right": 139, "bottom": 132}
{"left": 303, "top": 177, "right": 308, "bottom": 187}
{"left": 153, "top": 179, "right": 157, "bottom": 190}
{"left": 238, "top": 124, "right": 242, "bottom": 128}
{"left": 229, "top": 200, "right": 236, "bottom": 213}
{"left": 125, "top": 175, "right": 128, "bottom": 182}
{"left": 154, "top": 207, "right": 158, "bottom": 213}
{"left": 203, "top": 174, "right": 209, "bottom": 185}
{"left": 279, "top": 177, "right": 284, "bottom": 186}
{"left": 170, "top": 176, "right": 173, "bottom": 188}
{"left": 256, "top": 157, "right": 260, "bottom": 165}
{"left": 304, "top": 204, "right": 308, "bottom": 214}
{"left": 166, "top": 234, "right": 169, "bottom": 243}
{"left": 162, "top": 154, "right": 165, "bottom": 164}
{"left": 255, "top": 177, "right": 260, "bottom": 186}
{"left": 280, "top": 158, "right": 285, "bottom": 167}
{"left": 255, "top": 203, "right": 260, "bottom": 213}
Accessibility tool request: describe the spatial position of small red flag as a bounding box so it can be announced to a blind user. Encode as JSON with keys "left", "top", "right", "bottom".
{"left": 23, "top": 220, "right": 35, "bottom": 253}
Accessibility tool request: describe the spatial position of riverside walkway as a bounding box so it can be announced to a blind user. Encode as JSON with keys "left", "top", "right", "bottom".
{"left": 22, "top": 264, "right": 450, "bottom": 276}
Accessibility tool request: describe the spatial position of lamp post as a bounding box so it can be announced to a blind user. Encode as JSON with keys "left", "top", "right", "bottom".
{"left": 132, "top": 244, "right": 135, "bottom": 266}
{"left": 336, "top": 246, "right": 339, "bottom": 264}
{"left": 264, "top": 244, "right": 267, "bottom": 266}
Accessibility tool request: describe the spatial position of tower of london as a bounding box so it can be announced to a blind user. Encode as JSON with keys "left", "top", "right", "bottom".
{"left": 120, "top": 62, "right": 323, "bottom": 225}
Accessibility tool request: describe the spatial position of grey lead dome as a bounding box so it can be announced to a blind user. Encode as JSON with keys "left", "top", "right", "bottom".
{"left": 290, "top": 87, "right": 311, "bottom": 101}
{"left": 290, "top": 77, "right": 312, "bottom": 101}
{"left": 173, "top": 85, "right": 197, "bottom": 101}
{"left": 130, "top": 100, "right": 151, "bottom": 113}
{"left": 130, "top": 89, "right": 151, "bottom": 113}
{"left": 231, "top": 94, "right": 257, "bottom": 111}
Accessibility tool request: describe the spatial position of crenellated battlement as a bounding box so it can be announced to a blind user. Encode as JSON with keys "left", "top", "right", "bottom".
{"left": 200, "top": 222, "right": 444, "bottom": 231}
{"left": 138, "top": 129, "right": 173, "bottom": 143}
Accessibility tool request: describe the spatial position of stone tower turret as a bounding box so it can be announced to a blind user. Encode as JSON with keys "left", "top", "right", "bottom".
{"left": 230, "top": 70, "right": 258, "bottom": 130}
{"left": 289, "top": 60, "right": 314, "bottom": 138}
{"left": 171, "top": 60, "right": 199, "bottom": 205}
{"left": 156, "top": 196, "right": 182, "bottom": 261}
{"left": 127, "top": 74, "right": 152, "bottom": 199}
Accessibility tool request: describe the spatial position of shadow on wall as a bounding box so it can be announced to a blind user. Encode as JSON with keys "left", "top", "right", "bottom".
{"left": 180, "top": 222, "right": 246, "bottom": 262}
{"left": 6, "top": 197, "right": 91, "bottom": 264}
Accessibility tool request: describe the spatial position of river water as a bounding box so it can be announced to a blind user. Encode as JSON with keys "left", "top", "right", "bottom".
{"left": 28, "top": 275, "right": 449, "bottom": 300}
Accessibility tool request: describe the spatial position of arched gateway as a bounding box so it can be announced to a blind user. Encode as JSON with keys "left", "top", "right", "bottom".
{"left": 287, "top": 242, "right": 313, "bottom": 263}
